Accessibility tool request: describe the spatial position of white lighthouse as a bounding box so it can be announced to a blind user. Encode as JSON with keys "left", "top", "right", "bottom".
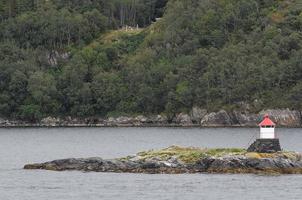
{"left": 258, "top": 114, "right": 276, "bottom": 139}
{"left": 248, "top": 114, "right": 281, "bottom": 153}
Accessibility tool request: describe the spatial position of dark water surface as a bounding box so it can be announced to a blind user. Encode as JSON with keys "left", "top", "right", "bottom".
{"left": 0, "top": 127, "right": 301, "bottom": 200}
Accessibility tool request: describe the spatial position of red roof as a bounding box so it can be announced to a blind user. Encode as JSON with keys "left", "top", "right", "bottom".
{"left": 259, "top": 114, "right": 276, "bottom": 126}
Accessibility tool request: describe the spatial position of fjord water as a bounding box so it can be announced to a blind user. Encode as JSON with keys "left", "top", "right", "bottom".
{"left": 0, "top": 128, "right": 302, "bottom": 200}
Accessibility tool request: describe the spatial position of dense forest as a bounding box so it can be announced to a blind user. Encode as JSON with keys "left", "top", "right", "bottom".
{"left": 0, "top": 0, "right": 302, "bottom": 121}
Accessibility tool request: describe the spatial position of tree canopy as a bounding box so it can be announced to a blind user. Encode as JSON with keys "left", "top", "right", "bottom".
{"left": 0, "top": 0, "right": 302, "bottom": 121}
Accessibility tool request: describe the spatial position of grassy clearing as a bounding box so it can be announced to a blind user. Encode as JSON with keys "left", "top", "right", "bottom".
{"left": 99, "top": 29, "right": 144, "bottom": 44}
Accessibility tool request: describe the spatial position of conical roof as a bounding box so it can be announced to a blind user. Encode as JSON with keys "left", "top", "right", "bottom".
{"left": 259, "top": 114, "right": 276, "bottom": 126}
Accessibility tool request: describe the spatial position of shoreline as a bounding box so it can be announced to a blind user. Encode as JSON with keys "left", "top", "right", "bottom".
{"left": 1, "top": 108, "right": 301, "bottom": 128}
{"left": 1, "top": 124, "right": 302, "bottom": 128}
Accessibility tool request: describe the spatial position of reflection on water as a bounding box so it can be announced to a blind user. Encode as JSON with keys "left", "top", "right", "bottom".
{"left": 0, "top": 128, "right": 301, "bottom": 200}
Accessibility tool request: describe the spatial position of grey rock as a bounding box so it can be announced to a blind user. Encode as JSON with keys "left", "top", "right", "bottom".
{"left": 0, "top": 118, "right": 6, "bottom": 125}
{"left": 84, "top": 117, "right": 101, "bottom": 125}
{"left": 41, "top": 117, "right": 61, "bottom": 126}
{"left": 141, "top": 162, "right": 161, "bottom": 169}
{"left": 135, "top": 115, "right": 148, "bottom": 123}
{"left": 190, "top": 107, "right": 207, "bottom": 123}
{"left": 168, "top": 156, "right": 184, "bottom": 166}
{"left": 201, "top": 110, "right": 233, "bottom": 126}
{"left": 47, "top": 51, "right": 70, "bottom": 66}
{"left": 208, "top": 157, "right": 245, "bottom": 170}
{"left": 106, "top": 117, "right": 116, "bottom": 126}
{"left": 149, "top": 115, "right": 168, "bottom": 124}
{"left": 157, "top": 115, "right": 168, "bottom": 124}
{"left": 273, "top": 158, "right": 298, "bottom": 168}
{"left": 116, "top": 116, "right": 134, "bottom": 125}
{"left": 249, "top": 158, "right": 277, "bottom": 169}
{"left": 232, "top": 111, "right": 259, "bottom": 126}
{"left": 174, "top": 113, "right": 193, "bottom": 125}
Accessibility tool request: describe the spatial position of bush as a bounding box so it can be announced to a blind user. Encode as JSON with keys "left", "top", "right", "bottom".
{"left": 19, "top": 104, "right": 42, "bottom": 122}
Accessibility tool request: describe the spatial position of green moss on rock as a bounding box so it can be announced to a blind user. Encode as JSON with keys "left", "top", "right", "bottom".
{"left": 137, "top": 146, "right": 246, "bottom": 163}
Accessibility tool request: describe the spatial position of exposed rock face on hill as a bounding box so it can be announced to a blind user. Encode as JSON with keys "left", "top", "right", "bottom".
{"left": 24, "top": 146, "right": 302, "bottom": 175}
{"left": 200, "top": 110, "right": 233, "bottom": 126}
{"left": 173, "top": 113, "right": 193, "bottom": 125}
{"left": 231, "top": 111, "right": 259, "bottom": 126}
{"left": 259, "top": 109, "right": 301, "bottom": 127}
{"left": 190, "top": 107, "right": 207, "bottom": 123}
{"left": 199, "top": 109, "right": 301, "bottom": 127}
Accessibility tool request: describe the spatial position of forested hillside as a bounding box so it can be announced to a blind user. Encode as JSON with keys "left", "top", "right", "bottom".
{"left": 0, "top": 0, "right": 302, "bottom": 121}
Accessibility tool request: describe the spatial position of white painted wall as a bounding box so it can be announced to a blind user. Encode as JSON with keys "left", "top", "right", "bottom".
{"left": 260, "top": 127, "right": 275, "bottom": 139}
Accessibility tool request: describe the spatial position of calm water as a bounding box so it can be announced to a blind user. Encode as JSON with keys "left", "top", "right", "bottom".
{"left": 0, "top": 127, "right": 302, "bottom": 200}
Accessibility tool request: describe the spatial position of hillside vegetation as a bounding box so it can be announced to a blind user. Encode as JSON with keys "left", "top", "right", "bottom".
{"left": 0, "top": 0, "right": 302, "bottom": 121}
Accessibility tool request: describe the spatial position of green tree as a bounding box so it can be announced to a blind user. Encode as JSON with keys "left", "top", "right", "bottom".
{"left": 28, "top": 72, "right": 59, "bottom": 114}
{"left": 19, "top": 104, "right": 42, "bottom": 122}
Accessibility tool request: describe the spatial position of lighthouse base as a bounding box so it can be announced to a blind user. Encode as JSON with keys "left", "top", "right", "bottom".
{"left": 247, "top": 139, "right": 281, "bottom": 153}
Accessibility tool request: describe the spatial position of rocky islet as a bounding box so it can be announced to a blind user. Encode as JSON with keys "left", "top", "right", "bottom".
{"left": 24, "top": 146, "right": 302, "bottom": 175}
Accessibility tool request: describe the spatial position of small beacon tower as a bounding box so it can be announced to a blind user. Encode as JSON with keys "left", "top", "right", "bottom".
{"left": 259, "top": 114, "right": 276, "bottom": 139}
{"left": 247, "top": 114, "right": 281, "bottom": 153}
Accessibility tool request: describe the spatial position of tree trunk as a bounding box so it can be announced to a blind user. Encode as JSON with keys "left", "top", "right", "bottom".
{"left": 8, "top": 0, "right": 16, "bottom": 17}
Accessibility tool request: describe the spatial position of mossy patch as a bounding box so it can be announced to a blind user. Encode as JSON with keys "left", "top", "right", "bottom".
{"left": 137, "top": 146, "right": 246, "bottom": 164}
{"left": 245, "top": 151, "right": 301, "bottom": 161}
{"left": 245, "top": 152, "right": 262, "bottom": 159}
{"left": 245, "top": 152, "right": 278, "bottom": 159}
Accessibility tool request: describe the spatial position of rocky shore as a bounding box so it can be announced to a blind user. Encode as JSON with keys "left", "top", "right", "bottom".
{"left": 24, "top": 146, "right": 302, "bottom": 175}
{"left": 1, "top": 108, "right": 302, "bottom": 127}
